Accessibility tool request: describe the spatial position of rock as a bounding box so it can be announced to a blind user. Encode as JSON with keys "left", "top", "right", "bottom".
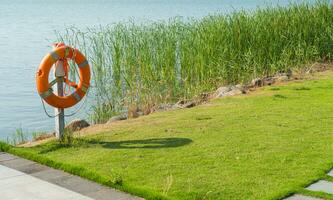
{"left": 127, "top": 106, "right": 137, "bottom": 119}
{"left": 276, "top": 69, "right": 292, "bottom": 78}
{"left": 235, "top": 84, "right": 248, "bottom": 94}
{"left": 65, "top": 119, "right": 90, "bottom": 132}
{"left": 183, "top": 101, "right": 196, "bottom": 108}
{"left": 33, "top": 133, "right": 54, "bottom": 141}
{"left": 173, "top": 100, "right": 196, "bottom": 109}
{"left": 213, "top": 85, "right": 244, "bottom": 98}
{"left": 306, "top": 63, "right": 332, "bottom": 73}
{"left": 251, "top": 74, "right": 289, "bottom": 87}
{"left": 137, "top": 111, "right": 144, "bottom": 116}
{"left": 172, "top": 104, "right": 182, "bottom": 109}
{"left": 226, "top": 87, "right": 243, "bottom": 96}
{"left": 128, "top": 110, "right": 144, "bottom": 118}
{"left": 262, "top": 77, "right": 275, "bottom": 86}
{"left": 251, "top": 78, "right": 263, "bottom": 87}
{"left": 159, "top": 104, "right": 174, "bottom": 110}
{"left": 176, "top": 100, "right": 185, "bottom": 105}
{"left": 277, "top": 75, "right": 289, "bottom": 82}
{"left": 173, "top": 100, "right": 186, "bottom": 108}
{"left": 107, "top": 115, "right": 127, "bottom": 124}
{"left": 155, "top": 104, "right": 174, "bottom": 112}
{"left": 286, "top": 69, "right": 293, "bottom": 78}
{"left": 199, "top": 92, "right": 210, "bottom": 102}
{"left": 215, "top": 86, "right": 232, "bottom": 97}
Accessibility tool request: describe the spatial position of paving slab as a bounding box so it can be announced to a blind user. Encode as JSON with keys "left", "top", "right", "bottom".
{"left": 307, "top": 180, "right": 333, "bottom": 194}
{"left": 0, "top": 164, "right": 25, "bottom": 179}
{"left": 328, "top": 169, "right": 333, "bottom": 177}
{"left": 0, "top": 165, "right": 93, "bottom": 200}
{"left": 0, "top": 153, "right": 142, "bottom": 200}
{"left": 52, "top": 175, "right": 106, "bottom": 195}
{"left": 284, "top": 194, "right": 324, "bottom": 200}
{"left": 0, "top": 153, "right": 18, "bottom": 162}
{"left": 86, "top": 188, "right": 140, "bottom": 200}
{"left": 0, "top": 157, "right": 49, "bottom": 175}
{"left": 31, "top": 168, "right": 72, "bottom": 181}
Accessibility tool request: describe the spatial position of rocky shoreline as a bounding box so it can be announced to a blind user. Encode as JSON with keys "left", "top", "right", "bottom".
{"left": 23, "top": 62, "right": 333, "bottom": 146}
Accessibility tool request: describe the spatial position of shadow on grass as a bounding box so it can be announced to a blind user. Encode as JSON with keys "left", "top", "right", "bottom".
{"left": 38, "top": 137, "right": 192, "bottom": 154}
{"left": 89, "top": 137, "right": 193, "bottom": 149}
{"left": 38, "top": 142, "right": 86, "bottom": 154}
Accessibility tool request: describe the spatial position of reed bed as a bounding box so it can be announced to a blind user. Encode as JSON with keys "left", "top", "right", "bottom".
{"left": 58, "top": 1, "right": 333, "bottom": 123}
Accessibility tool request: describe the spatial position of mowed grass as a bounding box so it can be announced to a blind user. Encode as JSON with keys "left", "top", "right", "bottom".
{"left": 7, "top": 72, "right": 333, "bottom": 199}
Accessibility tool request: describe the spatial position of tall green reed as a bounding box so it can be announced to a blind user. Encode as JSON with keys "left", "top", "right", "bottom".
{"left": 58, "top": 1, "right": 333, "bottom": 123}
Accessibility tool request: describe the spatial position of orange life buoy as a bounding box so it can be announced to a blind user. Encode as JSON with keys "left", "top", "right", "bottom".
{"left": 36, "top": 45, "right": 90, "bottom": 109}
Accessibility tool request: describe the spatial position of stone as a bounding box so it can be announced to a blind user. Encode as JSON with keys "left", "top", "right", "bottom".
{"left": 34, "top": 133, "right": 54, "bottom": 141}
{"left": 263, "top": 77, "right": 275, "bottom": 86}
{"left": 277, "top": 75, "right": 289, "bottom": 82}
{"left": 176, "top": 100, "right": 185, "bottom": 105}
{"left": 328, "top": 169, "right": 333, "bottom": 177}
{"left": 306, "top": 63, "right": 332, "bottom": 73}
{"left": 286, "top": 69, "right": 293, "bottom": 78}
{"left": 183, "top": 101, "right": 196, "bottom": 108}
{"left": 65, "top": 119, "right": 90, "bottom": 132}
{"left": 173, "top": 100, "right": 196, "bottom": 109}
{"left": 128, "top": 111, "right": 140, "bottom": 119}
{"left": 172, "top": 103, "right": 183, "bottom": 109}
{"left": 284, "top": 194, "right": 323, "bottom": 200}
{"left": 157, "top": 104, "right": 174, "bottom": 111}
{"left": 107, "top": 115, "right": 127, "bottom": 124}
{"left": 214, "top": 85, "right": 244, "bottom": 98}
{"left": 228, "top": 87, "right": 243, "bottom": 96}
{"left": 137, "top": 111, "right": 144, "bottom": 116}
{"left": 173, "top": 100, "right": 185, "bottom": 108}
{"left": 199, "top": 92, "right": 210, "bottom": 101}
{"left": 276, "top": 69, "right": 292, "bottom": 78}
{"left": 251, "top": 78, "right": 263, "bottom": 87}
{"left": 235, "top": 84, "right": 248, "bottom": 94}
{"left": 127, "top": 106, "right": 142, "bottom": 119}
{"left": 306, "top": 180, "right": 333, "bottom": 194}
{"left": 215, "top": 86, "right": 232, "bottom": 97}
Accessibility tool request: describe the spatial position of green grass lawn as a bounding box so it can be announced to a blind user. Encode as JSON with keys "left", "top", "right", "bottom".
{"left": 4, "top": 72, "right": 333, "bottom": 200}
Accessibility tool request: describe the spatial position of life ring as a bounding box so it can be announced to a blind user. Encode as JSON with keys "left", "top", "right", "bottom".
{"left": 36, "top": 45, "right": 90, "bottom": 109}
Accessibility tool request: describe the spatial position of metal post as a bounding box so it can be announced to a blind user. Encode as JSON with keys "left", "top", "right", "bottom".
{"left": 54, "top": 60, "right": 65, "bottom": 140}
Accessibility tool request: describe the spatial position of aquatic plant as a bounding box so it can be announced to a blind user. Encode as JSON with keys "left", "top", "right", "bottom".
{"left": 59, "top": 1, "right": 333, "bottom": 123}
{"left": 7, "top": 127, "right": 27, "bottom": 146}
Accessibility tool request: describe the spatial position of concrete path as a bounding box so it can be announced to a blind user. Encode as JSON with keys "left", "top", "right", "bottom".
{"left": 0, "top": 152, "right": 142, "bottom": 200}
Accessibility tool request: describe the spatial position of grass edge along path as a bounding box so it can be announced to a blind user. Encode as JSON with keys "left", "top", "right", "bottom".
{"left": 0, "top": 142, "right": 168, "bottom": 200}
{"left": 299, "top": 188, "right": 333, "bottom": 200}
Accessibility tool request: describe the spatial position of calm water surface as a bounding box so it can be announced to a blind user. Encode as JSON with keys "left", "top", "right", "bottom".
{"left": 0, "top": 0, "right": 314, "bottom": 140}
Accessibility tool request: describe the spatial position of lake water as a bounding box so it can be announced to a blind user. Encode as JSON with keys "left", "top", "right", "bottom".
{"left": 0, "top": 0, "right": 314, "bottom": 141}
